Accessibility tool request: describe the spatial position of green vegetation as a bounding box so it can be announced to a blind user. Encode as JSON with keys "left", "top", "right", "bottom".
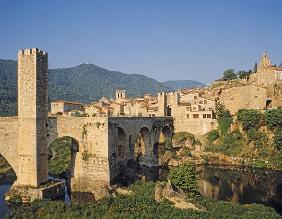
{"left": 173, "top": 132, "right": 195, "bottom": 144}
{"left": 168, "top": 163, "right": 198, "bottom": 197}
{"left": 238, "top": 70, "right": 251, "bottom": 79}
{"left": 82, "top": 151, "right": 90, "bottom": 161}
{"left": 5, "top": 181, "right": 281, "bottom": 218}
{"left": 215, "top": 102, "right": 233, "bottom": 135}
{"left": 222, "top": 69, "right": 238, "bottom": 81}
{"left": 48, "top": 137, "right": 72, "bottom": 177}
{"left": 237, "top": 109, "right": 262, "bottom": 130}
{"left": 0, "top": 59, "right": 172, "bottom": 116}
{"left": 221, "top": 69, "right": 253, "bottom": 81}
{"left": 247, "top": 129, "right": 268, "bottom": 147}
{"left": 71, "top": 111, "right": 88, "bottom": 117}
{"left": 207, "top": 130, "right": 219, "bottom": 141}
{"left": 274, "top": 129, "right": 282, "bottom": 150}
{"left": 206, "top": 106, "right": 282, "bottom": 169}
{"left": 264, "top": 108, "right": 282, "bottom": 130}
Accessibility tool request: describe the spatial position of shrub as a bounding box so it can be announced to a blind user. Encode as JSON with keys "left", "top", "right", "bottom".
{"left": 173, "top": 132, "right": 195, "bottom": 144}
{"left": 168, "top": 162, "right": 198, "bottom": 197}
{"left": 218, "top": 118, "right": 233, "bottom": 134}
{"left": 164, "top": 138, "right": 173, "bottom": 150}
{"left": 82, "top": 151, "right": 90, "bottom": 161}
{"left": 207, "top": 130, "right": 219, "bottom": 141}
{"left": 237, "top": 109, "right": 261, "bottom": 130}
{"left": 215, "top": 102, "right": 232, "bottom": 134}
{"left": 274, "top": 129, "right": 282, "bottom": 150}
{"left": 215, "top": 102, "right": 232, "bottom": 119}
{"left": 264, "top": 108, "right": 282, "bottom": 130}
{"left": 247, "top": 129, "right": 267, "bottom": 147}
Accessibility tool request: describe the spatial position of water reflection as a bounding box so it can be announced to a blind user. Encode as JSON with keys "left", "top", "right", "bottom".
{"left": 197, "top": 165, "right": 282, "bottom": 213}
{"left": 1, "top": 165, "right": 282, "bottom": 216}
{"left": 0, "top": 184, "right": 11, "bottom": 218}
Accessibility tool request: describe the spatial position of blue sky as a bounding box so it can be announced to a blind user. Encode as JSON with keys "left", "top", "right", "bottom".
{"left": 0, "top": 0, "right": 282, "bottom": 84}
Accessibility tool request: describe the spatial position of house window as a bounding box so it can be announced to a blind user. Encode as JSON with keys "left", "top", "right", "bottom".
{"left": 204, "top": 100, "right": 207, "bottom": 104}
{"left": 193, "top": 107, "right": 197, "bottom": 111}
{"left": 203, "top": 114, "right": 206, "bottom": 118}
{"left": 151, "top": 114, "right": 155, "bottom": 117}
{"left": 186, "top": 107, "right": 190, "bottom": 111}
{"left": 207, "top": 114, "right": 211, "bottom": 118}
{"left": 199, "top": 101, "right": 203, "bottom": 104}
{"left": 186, "top": 114, "right": 189, "bottom": 118}
{"left": 194, "top": 96, "right": 197, "bottom": 100}
{"left": 193, "top": 114, "right": 199, "bottom": 119}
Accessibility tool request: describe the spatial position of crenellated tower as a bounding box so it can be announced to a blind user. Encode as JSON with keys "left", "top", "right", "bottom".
{"left": 17, "top": 48, "right": 48, "bottom": 187}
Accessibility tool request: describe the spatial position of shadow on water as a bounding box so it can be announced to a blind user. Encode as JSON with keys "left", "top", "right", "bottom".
{"left": 197, "top": 165, "right": 282, "bottom": 214}
{"left": 0, "top": 183, "right": 12, "bottom": 219}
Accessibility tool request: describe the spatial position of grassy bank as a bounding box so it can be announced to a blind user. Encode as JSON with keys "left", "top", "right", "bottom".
{"left": 5, "top": 181, "right": 281, "bottom": 219}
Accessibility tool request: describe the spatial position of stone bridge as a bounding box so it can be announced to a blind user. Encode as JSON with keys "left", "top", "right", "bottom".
{"left": 0, "top": 115, "right": 172, "bottom": 198}
{"left": 0, "top": 48, "right": 173, "bottom": 200}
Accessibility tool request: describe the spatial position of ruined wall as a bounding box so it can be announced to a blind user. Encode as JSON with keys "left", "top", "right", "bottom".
{"left": 219, "top": 84, "right": 269, "bottom": 115}
{"left": 0, "top": 117, "right": 19, "bottom": 176}
{"left": 173, "top": 115, "right": 218, "bottom": 136}
{"left": 249, "top": 68, "right": 282, "bottom": 86}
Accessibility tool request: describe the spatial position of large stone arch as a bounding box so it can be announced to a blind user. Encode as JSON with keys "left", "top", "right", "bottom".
{"left": 48, "top": 136, "right": 80, "bottom": 179}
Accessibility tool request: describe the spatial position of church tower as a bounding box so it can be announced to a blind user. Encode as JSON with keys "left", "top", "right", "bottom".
{"left": 260, "top": 51, "right": 271, "bottom": 68}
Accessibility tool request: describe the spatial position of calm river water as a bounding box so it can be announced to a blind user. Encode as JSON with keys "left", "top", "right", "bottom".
{"left": 1, "top": 165, "right": 282, "bottom": 218}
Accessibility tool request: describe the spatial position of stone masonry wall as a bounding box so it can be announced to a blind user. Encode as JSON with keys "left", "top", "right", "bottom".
{"left": 0, "top": 117, "right": 19, "bottom": 176}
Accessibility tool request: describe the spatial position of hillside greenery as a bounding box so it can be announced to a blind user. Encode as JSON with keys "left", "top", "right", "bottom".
{"left": 205, "top": 107, "right": 282, "bottom": 169}
{"left": 0, "top": 59, "right": 172, "bottom": 116}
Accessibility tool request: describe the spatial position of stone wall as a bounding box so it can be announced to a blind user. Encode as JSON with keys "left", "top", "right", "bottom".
{"left": 0, "top": 117, "right": 19, "bottom": 176}
{"left": 47, "top": 116, "right": 110, "bottom": 198}
{"left": 219, "top": 84, "right": 269, "bottom": 115}
{"left": 173, "top": 115, "right": 218, "bottom": 136}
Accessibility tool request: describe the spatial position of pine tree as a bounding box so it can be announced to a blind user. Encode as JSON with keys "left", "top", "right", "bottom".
{"left": 254, "top": 62, "right": 258, "bottom": 73}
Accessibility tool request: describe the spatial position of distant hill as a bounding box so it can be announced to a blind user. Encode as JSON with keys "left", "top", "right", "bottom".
{"left": 0, "top": 59, "right": 171, "bottom": 116}
{"left": 163, "top": 80, "right": 206, "bottom": 90}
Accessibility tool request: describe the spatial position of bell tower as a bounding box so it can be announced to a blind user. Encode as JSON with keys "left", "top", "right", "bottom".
{"left": 260, "top": 51, "right": 271, "bottom": 68}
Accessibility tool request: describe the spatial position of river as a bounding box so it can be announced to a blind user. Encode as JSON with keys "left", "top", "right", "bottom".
{"left": 1, "top": 165, "right": 282, "bottom": 218}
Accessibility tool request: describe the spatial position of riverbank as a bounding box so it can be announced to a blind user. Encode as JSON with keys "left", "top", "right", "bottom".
{"left": 4, "top": 181, "right": 281, "bottom": 219}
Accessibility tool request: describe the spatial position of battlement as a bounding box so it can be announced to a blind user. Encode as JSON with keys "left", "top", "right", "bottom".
{"left": 18, "top": 48, "right": 48, "bottom": 56}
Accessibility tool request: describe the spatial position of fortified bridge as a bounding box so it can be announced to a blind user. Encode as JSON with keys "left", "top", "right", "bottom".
{"left": 0, "top": 48, "right": 173, "bottom": 200}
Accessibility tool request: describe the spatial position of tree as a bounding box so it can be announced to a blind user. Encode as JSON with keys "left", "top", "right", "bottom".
{"left": 168, "top": 163, "right": 198, "bottom": 197}
{"left": 222, "top": 69, "right": 237, "bottom": 81}
{"left": 279, "top": 63, "right": 282, "bottom": 68}
{"left": 237, "top": 70, "right": 251, "bottom": 79}
{"left": 254, "top": 62, "right": 258, "bottom": 73}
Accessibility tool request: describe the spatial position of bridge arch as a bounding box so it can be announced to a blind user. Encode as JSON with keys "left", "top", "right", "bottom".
{"left": 48, "top": 136, "right": 80, "bottom": 179}
{"left": 0, "top": 154, "right": 17, "bottom": 182}
{"left": 117, "top": 127, "right": 127, "bottom": 164}
{"left": 159, "top": 125, "right": 173, "bottom": 143}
